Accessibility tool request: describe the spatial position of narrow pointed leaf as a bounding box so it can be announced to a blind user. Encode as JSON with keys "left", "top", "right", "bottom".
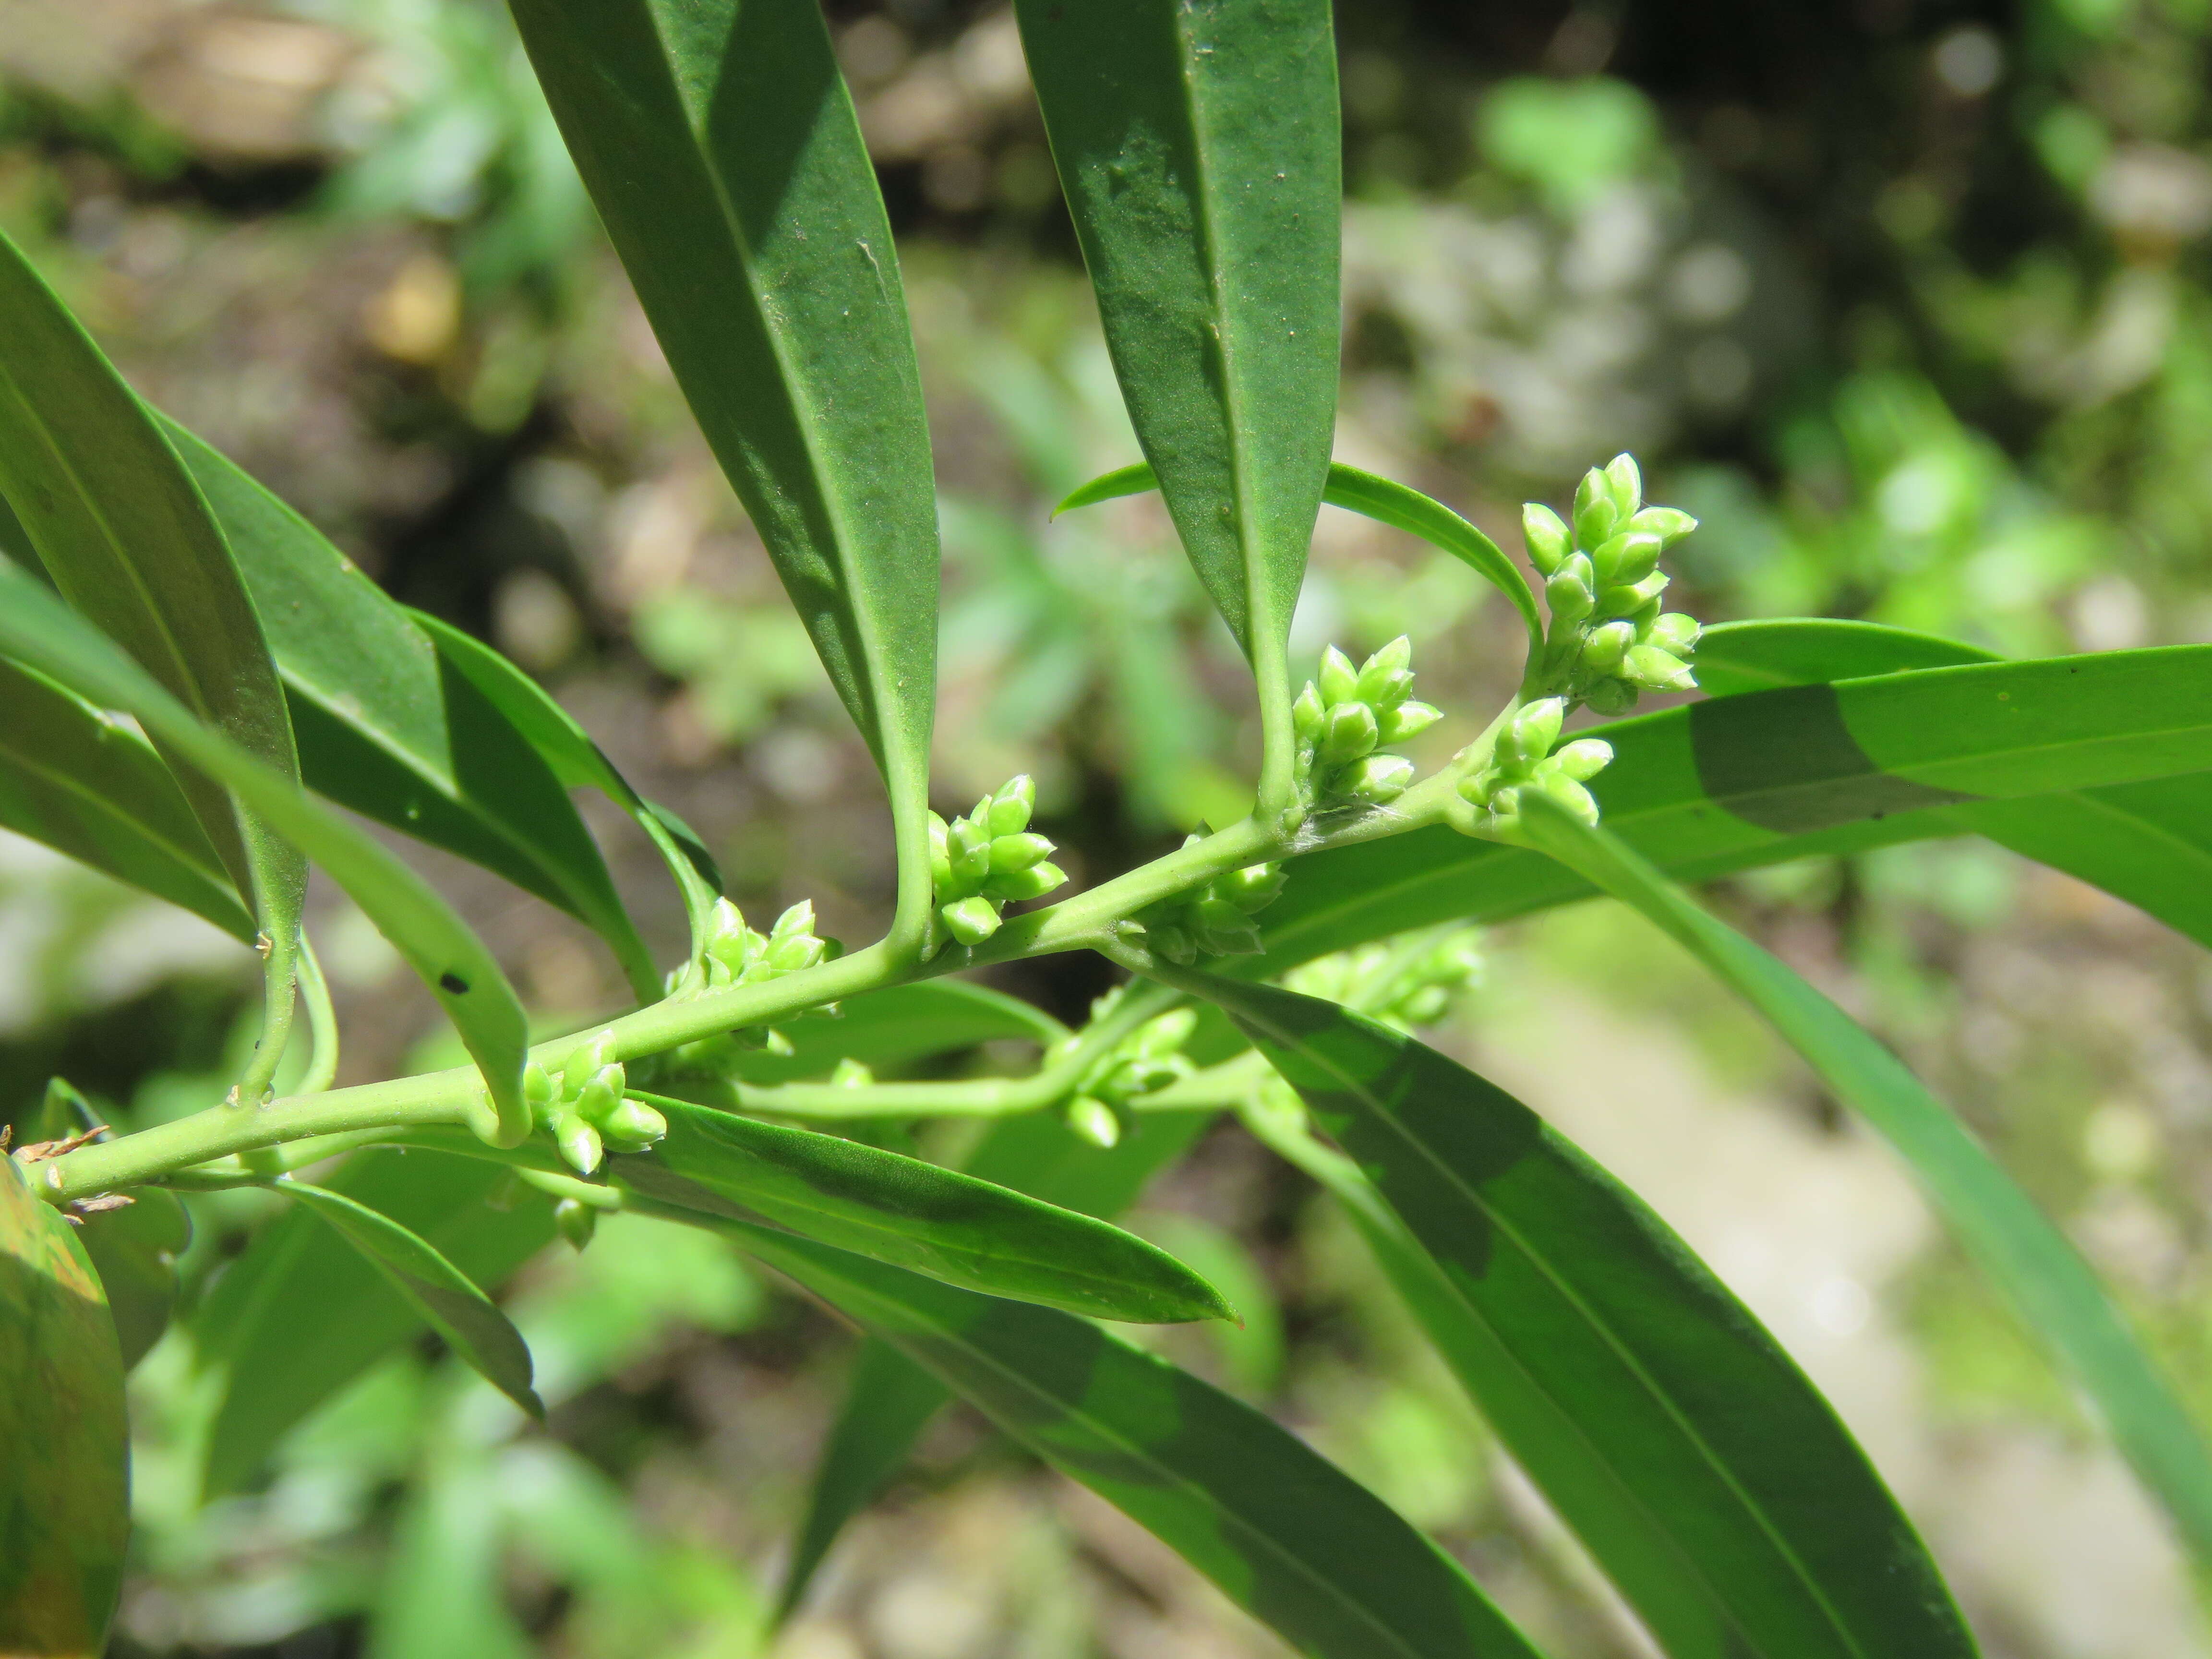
{"left": 646, "top": 1206, "right": 1548, "bottom": 1659}
{"left": 613, "top": 1093, "right": 1229, "bottom": 1324}
{"left": 1198, "top": 974, "right": 1974, "bottom": 1659}
{"left": 0, "top": 654, "right": 253, "bottom": 938}
{"left": 508, "top": 0, "right": 939, "bottom": 895}
{"left": 779, "top": 1108, "right": 1213, "bottom": 1618}
{"left": 0, "top": 1152, "right": 128, "bottom": 1657}
{"left": 0, "top": 561, "right": 532, "bottom": 1143}
{"left": 77, "top": 1185, "right": 191, "bottom": 1370}
{"left": 1059, "top": 460, "right": 1542, "bottom": 649}
{"left": 0, "top": 227, "right": 304, "bottom": 947}
{"left": 1693, "top": 618, "right": 1997, "bottom": 697}
{"left": 1518, "top": 793, "right": 2212, "bottom": 1572}
{"left": 275, "top": 1180, "right": 541, "bottom": 1418}
{"left": 1016, "top": 0, "right": 1339, "bottom": 675}
{"left": 198, "top": 1150, "right": 553, "bottom": 1497}
{"left": 163, "top": 420, "right": 660, "bottom": 998}
{"left": 1260, "top": 647, "right": 2212, "bottom": 968}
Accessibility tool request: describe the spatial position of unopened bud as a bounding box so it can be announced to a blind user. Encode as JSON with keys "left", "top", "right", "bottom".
{"left": 1522, "top": 503, "right": 1572, "bottom": 574}
{"left": 1599, "top": 571, "right": 1670, "bottom": 617}
{"left": 1585, "top": 678, "right": 1638, "bottom": 714}
{"left": 554, "top": 1198, "right": 598, "bottom": 1251}
{"left": 554, "top": 1109, "right": 603, "bottom": 1176}
{"left": 1551, "top": 737, "right": 1614, "bottom": 781}
{"left": 767, "top": 930, "right": 826, "bottom": 973}
{"left": 1573, "top": 471, "right": 1619, "bottom": 550}
{"left": 989, "top": 831, "right": 1055, "bottom": 874}
{"left": 1538, "top": 771, "right": 1601, "bottom": 827}
{"left": 1546, "top": 555, "right": 1595, "bottom": 622}
{"left": 1627, "top": 505, "right": 1698, "bottom": 542}
{"left": 1134, "top": 1008, "right": 1199, "bottom": 1056}
{"left": 1623, "top": 644, "right": 1695, "bottom": 691}
{"left": 1213, "top": 863, "right": 1286, "bottom": 914}
{"left": 982, "top": 861, "right": 1066, "bottom": 903}
{"left": 939, "top": 896, "right": 1002, "bottom": 947}
{"left": 988, "top": 775, "right": 1035, "bottom": 837}
{"left": 1355, "top": 637, "right": 1414, "bottom": 706}
{"left": 1336, "top": 753, "right": 1415, "bottom": 805}
{"left": 1148, "top": 922, "right": 1197, "bottom": 965}
{"left": 1603, "top": 453, "right": 1642, "bottom": 517}
{"left": 1292, "top": 682, "right": 1326, "bottom": 741}
{"left": 1376, "top": 699, "right": 1441, "bottom": 744}
{"left": 600, "top": 1097, "right": 668, "bottom": 1150}
{"left": 1318, "top": 701, "right": 1380, "bottom": 767}
{"left": 1504, "top": 697, "right": 1564, "bottom": 762}
{"left": 1317, "top": 645, "right": 1359, "bottom": 709}
{"left": 524, "top": 1061, "right": 555, "bottom": 1113}
{"left": 830, "top": 1058, "right": 874, "bottom": 1088}
{"left": 1066, "top": 1095, "right": 1121, "bottom": 1149}
{"left": 1190, "top": 897, "right": 1265, "bottom": 956}
{"left": 1647, "top": 612, "right": 1701, "bottom": 655}
{"left": 950, "top": 826, "right": 993, "bottom": 888}
{"left": 1592, "top": 530, "right": 1662, "bottom": 586}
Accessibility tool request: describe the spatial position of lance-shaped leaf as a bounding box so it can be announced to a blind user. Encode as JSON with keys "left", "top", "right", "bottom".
{"left": 274, "top": 1180, "right": 541, "bottom": 1418}
{"left": 0, "top": 1152, "right": 128, "bottom": 1658}
{"left": 162, "top": 420, "right": 661, "bottom": 999}
{"left": 1692, "top": 618, "right": 1997, "bottom": 695}
{"left": 1517, "top": 793, "right": 2212, "bottom": 1573}
{"left": 1198, "top": 975, "right": 1974, "bottom": 1659}
{"left": 1260, "top": 646, "right": 2212, "bottom": 968}
{"left": 0, "top": 228, "right": 304, "bottom": 955}
{"left": 612, "top": 1093, "right": 1228, "bottom": 1325}
{"left": 779, "top": 1108, "right": 1214, "bottom": 1620}
{"left": 1060, "top": 461, "right": 1542, "bottom": 654}
{"left": 77, "top": 1185, "right": 191, "bottom": 1371}
{"left": 643, "top": 1204, "right": 1546, "bottom": 1659}
{"left": 0, "top": 560, "right": 533, "bottom": 1144}
{"left": 0, "top": 654, "right": 253, "bottom": 939}
{"left": 507, "top": 0, "right": 939, "bottom": 928}
{"left": 198, "top": 1150, "right": 554, "bottom": 1498}
{"left": 1015, "top": 0, "right": 1339, "bottom": 729}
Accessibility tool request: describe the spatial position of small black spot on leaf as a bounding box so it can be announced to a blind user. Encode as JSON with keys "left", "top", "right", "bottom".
{"left": 439, "top": 972, "right": 469, "bottom": 995}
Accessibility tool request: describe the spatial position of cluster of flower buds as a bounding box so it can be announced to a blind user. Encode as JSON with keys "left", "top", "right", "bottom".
{"left": 1523, "top": 454, "right": 1702, "bottom": 715}
{"left": 656, "top": 896, "right": 834, "bottom": 1063}
{"left": 928, "top": 775, "right": 1067, "bottom": 953}
{"left": 1283, "top": 926, "right": 1484, "bottom": 1033}
{"left": 1060, "top": 1002, "right": 1200, "bottom": 1148}
{"left": 525, "top": 1028, "right": 667, "bottom": 1176}
{"left": 1291, "top": 637, "right": 1442, "bottom": 809}
{"left": 1456, "top": 696, "right": 1616, "bottom": 839}
{"left": 1130, "top": 848, "right": 1286, "bottom": 964}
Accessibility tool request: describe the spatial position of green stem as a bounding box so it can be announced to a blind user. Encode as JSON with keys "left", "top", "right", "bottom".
{"left": 232, "top": 922, "right": 299, "bottom": 1110}
{"left": 293, "top": 933, "right": 339, "bottom": 1095}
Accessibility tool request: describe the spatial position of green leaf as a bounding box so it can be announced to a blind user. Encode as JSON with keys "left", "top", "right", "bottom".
{"left": 1260, "top": 647, "right": 2212, "bottom": 968}
{"left": 646, "top": 1208, "right": 1548, "bottom": 1659}
{"left": 0, "top": 560, "right": 534, "bottom": 1144}
{"left": 613, "top": 1093, "right": 1230, "bottom": 1324}
{"left": 77, "top": 1185, "right": 191, "bottom": 1371}
{"left": 1693, "top": 618, "right": 1997, "bottom": 697}
{"left": 0, "top": 228, "right": 304, "bottom": 957}
{"left": 1015, "top": 0, "right": 1339, "bottom": 769}
{"left": 275, "top": 1180, "right": 542, "bottom": 1418}
{"left": 1202, "top": 976, "right": 1973, "bottom": 1659}
{"left": 508, "top": 0, "right": 940, "bottom": 934}
{"left": 0, "top": 654, "right": 253, "bottom": 939}
{"left": 778, "top": 1107, "right": 1214, "bottom": 1620}
{"left": 1517, "top": 793, "right": 2212, "bottom": 1575}
{"left": 162, "top": 420, "right": 661, "bottom": 999}
{"left": 197, "top": 1150, "right": 553, "bottom": 1496}
{"left": 0, "top": 1152, "right": 129, "bottom": 1658}
{"left": 1059, "top": 460, "right": 1543, "bottom": 653}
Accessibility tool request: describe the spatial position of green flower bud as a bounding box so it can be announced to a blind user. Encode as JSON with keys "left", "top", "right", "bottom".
{"left": 1599, "top": 570, "right": 1670, "bottom": 617}
{"left": 1573, "top": 471, "right": 1619, "bottom": 550}
{"left": 574, "top": 1063, "right": 626, "bottom": 1128}
{"left": 1522, "top": 503, "right": 1571, "bottom": 574}
{"left": 1147, "top": 922, "right": 1197, "bottom": 965}
{"left": 1212, "top": 863, "right": 1286, "bottom": 914}
{"left": 554, "top": 1198, "right": 598, "bottom": 1252}
{"left": 562, "top": 1030, "right": 618, "bottom": 1098}
{"left": 762, "top": 1026, "right": 795, "bottom": 1057}
{"left": 1591, "top": 530, "right": 1663, "bottom": 586}
{"left": 989, "top": 831, "right": 1055, "bottom": 874}
{"left": 950, "top": 830, "right": 993, "bottom": 890}
{"left": 708, "top": 895, "right": 747, "bottom": 939}
{"left": 1546, "top": 554, "right": 1595, "bottom": 622}
{"left": 1318, "top": 701, "right": 1380, "bottom": 767}
{"left": 1376, "top": 699, "right": 1442, "bottom": 744}
{"left": 1190, "top": 897, "right": 1265, "bottom": 956}
{"left": 1292, "top": 682, "right": 1326, "bottom": 741}
{"left": 1066, "top": 1095, "right": 1121, "bottom": 1149}
{"left": 1105, "top": 1056, "right": 1183, "bottom": 1099}
{"left": 1355, "top": 637, "right": 1414, "bottom": 706}
{"left": 554, "top": 1109, "right": 603, "bottom": 1176}
{"left": 1603, "top": 452, "right": 1642, "bottom": 517}
{"left": 767, "top": 931, "right": 825, "bottom": 973}
{"left": 1581, "top": 620, "right": 1635, "bottom": 674}
{"left": 524, "top": 1061, "right": 555, "bottom": 1115}
{"left": 1623, "top": 643, "right": 1696, "bottom": 691}
{"left": 1317, "top": 644, "right": 1359, "bottom": 709}
{"left": 1626, "top": 505, "right": 1697, "bottom": 542}
{"left": 1551, "top": 737, "right": 1614, "bottom": 781}
{"left": 939, "top": 896, "right": 1001, "bottom": 947}
{"left": 1396, "top": 985, "right": 1450, "bottom": 1025}
{"left": 1538, "top": 770, "right": 1601, "bottom": 826}
{"left": 1335, "top": 753, "right": 1415, "bottom": 805}
{"left": 1647, "top": 612, "right": 1701, "bottom": 655}
{"left": 769, "top": 900, "right": 815, "bottom": 941}
{"left": 1456, "top": 769, "right": 1497, "bottom": 806}
{"left": 1584, "top": 677, "right": 1638, "bottom": 714}
{"left": 1503, "top": 697, "right": 1564, "bottom": 762}
{"left": 600, "top": 1097, "right": 668, "bottom": 1150}
{"left": 987, "top": 774, "right": 1036, "bottom": 837}
{"left": 982, "top": 861, "right": 1066, "bottom": 902}
{"left": 1134, "top": 1008, "right": 1199, "bottom": 1056}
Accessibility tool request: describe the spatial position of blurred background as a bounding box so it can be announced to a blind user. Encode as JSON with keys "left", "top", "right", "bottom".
{"left": 5, "top": 0, "right": 2212, "bottom": 1653}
